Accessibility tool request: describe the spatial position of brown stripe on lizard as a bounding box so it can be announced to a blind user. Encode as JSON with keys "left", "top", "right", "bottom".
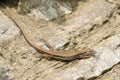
{"left": 6, "top": 14, "right": 96, "bottom": 61}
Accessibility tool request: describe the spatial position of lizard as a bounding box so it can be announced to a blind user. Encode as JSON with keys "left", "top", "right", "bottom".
{"left": 5, "top": 13, "right": 96, "bottom": 61}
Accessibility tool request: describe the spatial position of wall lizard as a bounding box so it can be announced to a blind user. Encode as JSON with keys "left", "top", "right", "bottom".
{"left": 7, "top": 14, "right": 96, "bottom": 61}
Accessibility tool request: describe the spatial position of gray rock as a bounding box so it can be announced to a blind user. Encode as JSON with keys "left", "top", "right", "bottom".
{"left": 95, "top": 63, "right": 120, "bottom": 80}
{"left": 0, "top": 11, "right": 19, "bottom": 46}
{"left": 19, "top": 0, "right": 72, "bottom": 20}
{"left": 107, "top": 0, "right": 120, "bottom": 4}
{"left": 0, "top": 67, "right": 9, "bottom": 80}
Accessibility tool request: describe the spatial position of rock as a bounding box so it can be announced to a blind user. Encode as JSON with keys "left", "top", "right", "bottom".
{"left": 19, "top": 0, "right": 72, "bottom": 20}
{"left": 0, "top": 10, "right": 19, "bottom": 80}
{"left": 107, "top": 0, "right": 120, "bottom": 5}
{"left": 0, "top": 11, "right": 19, "bottom": 47}
{"left": 96, "top": 63, "right": 120, "bottom": 80}
{"left": 0, "top": 0, "right": 120, "bottom": 80}
{"left": 0, "top": 67, "right": 9, "bottom": 80}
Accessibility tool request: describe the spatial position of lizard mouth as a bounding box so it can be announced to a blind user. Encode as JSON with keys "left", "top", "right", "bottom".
{"left": 82, "top": 50, "right": 96, "bottom": 59}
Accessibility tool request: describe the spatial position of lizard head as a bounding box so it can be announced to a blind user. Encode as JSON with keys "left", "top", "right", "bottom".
{"left": 79, "top": 48, "right": 96, "bottom": 59}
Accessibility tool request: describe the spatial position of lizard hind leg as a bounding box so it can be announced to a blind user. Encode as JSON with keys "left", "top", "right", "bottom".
{"left": 39, "top": 38, "right": 54, "bottom": 50}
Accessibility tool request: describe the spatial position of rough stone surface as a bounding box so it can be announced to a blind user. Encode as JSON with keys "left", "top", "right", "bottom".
{"left": 95, "top": 63, "right": 120, "bottom": 80}
{"left": 107, "top": 0, "right": 120, "bottom": 4}
{"left": 0, "top": 66, "right": 9, "bottom": 80}
{"left": 19, "top": 0, "right": 72, "bottom": 20}
{"left": 0, "top": 11, "right": 19, "bottom": 45}
{"left": 0, "top": 0, "right": 120, "bottom": 80}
